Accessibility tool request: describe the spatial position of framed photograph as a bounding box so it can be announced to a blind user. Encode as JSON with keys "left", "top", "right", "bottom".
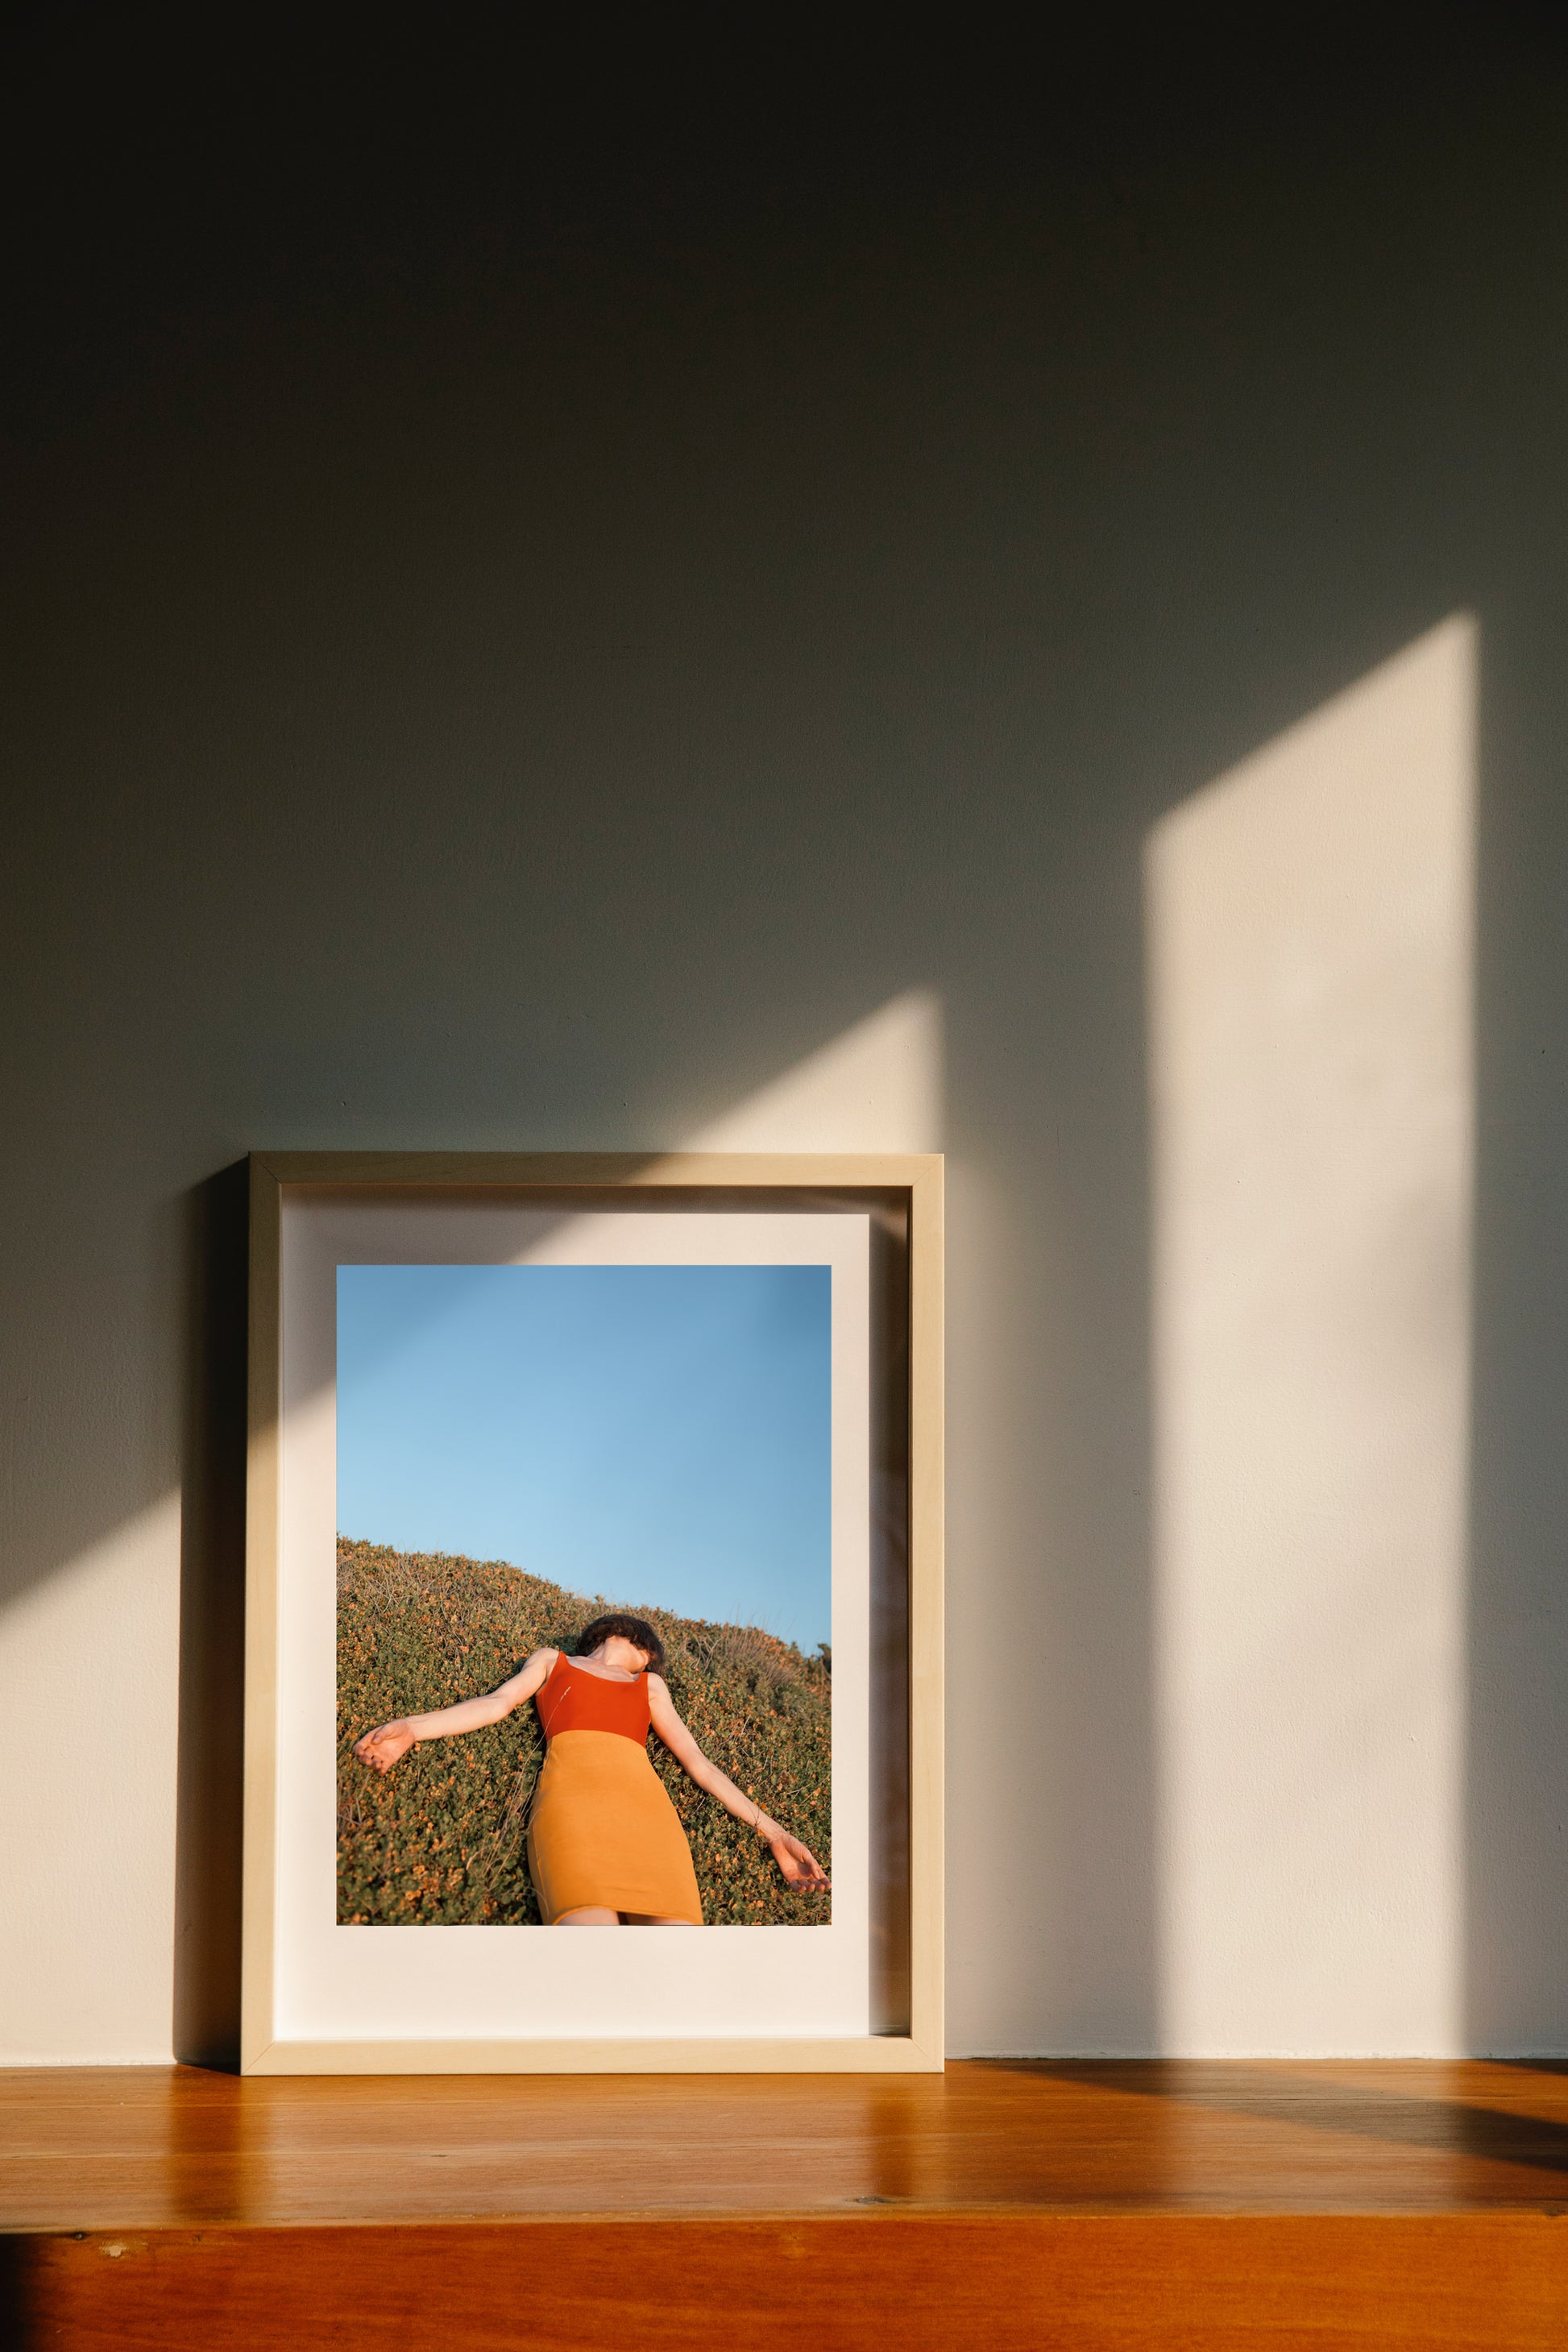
{"left": 242, "top": 1151, "right": 943, "bottom": 2072}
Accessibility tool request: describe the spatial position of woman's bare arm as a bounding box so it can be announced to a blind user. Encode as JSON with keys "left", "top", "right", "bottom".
{"left": 646, "top": 1674, "right": 829, "bottom": 1891}
{"left": 353, "top": 1648, "right": 557, "bottom": 1773}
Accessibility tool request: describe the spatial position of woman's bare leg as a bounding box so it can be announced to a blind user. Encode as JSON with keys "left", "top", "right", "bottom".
{"left": 554, "top": 1906, "right": 620, "bottom": 1925}
{"left": 620, "top": 1912, "right": 695, "bottom": 1926}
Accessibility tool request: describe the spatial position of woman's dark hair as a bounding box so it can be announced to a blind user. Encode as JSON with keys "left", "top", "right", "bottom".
{"left": 575, "top": 1612, "right": 665, "bottom": 1673}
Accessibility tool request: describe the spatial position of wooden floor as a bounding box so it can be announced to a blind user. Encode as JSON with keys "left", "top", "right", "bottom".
{"left": 5, "top": 2060, "right": 1568, "bottom": 2347}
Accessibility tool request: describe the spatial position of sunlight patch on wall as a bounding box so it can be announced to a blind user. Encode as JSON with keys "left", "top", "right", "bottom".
{"left": 1146, "top": 616, "right": 1477, "bottom": 2055}
{"left": 684, "top": 989, "right": 943, "bottom": 1153}
{"left": 0, "top": 1494, "right": 182, "bottom": 2062}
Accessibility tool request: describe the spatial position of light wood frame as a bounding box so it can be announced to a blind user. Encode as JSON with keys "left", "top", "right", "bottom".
{"left": 243, "top": 1151, "right": 944, "bottom": 2072}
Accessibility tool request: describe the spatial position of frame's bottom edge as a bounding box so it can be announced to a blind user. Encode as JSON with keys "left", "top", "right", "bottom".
{"left": 242, "top": 2035, "right": 944, "bottom": 2075}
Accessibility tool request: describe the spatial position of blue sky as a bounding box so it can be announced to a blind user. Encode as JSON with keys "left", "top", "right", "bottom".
{"left": 336, "top": 1263, "right": 832, "bottom": 1648}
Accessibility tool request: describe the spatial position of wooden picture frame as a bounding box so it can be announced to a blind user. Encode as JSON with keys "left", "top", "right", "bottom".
{"left": 243, "top": 1151, "right": 944, "bottom": 2072}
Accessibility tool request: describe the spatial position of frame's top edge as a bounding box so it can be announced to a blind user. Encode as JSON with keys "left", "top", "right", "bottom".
{"left": 249, "top": 1150, "right": 943, "bottom": 1187}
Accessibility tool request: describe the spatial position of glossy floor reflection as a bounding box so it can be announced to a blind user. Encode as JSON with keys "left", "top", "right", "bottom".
{"left": 6, "top": 2060, "right": 1568, "bottom": 2230}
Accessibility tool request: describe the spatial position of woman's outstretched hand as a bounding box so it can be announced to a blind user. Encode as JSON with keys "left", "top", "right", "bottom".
{"left": 354, "top": 1719, "right": 417, "bottom": 1773}
{"left": 769, "top": 1831, "right": 829, "bottom": 1893}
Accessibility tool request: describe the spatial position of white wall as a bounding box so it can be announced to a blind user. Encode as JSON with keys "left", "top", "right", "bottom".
{"left": 6, "top": 18, "right": 1568, "bottom": 2062}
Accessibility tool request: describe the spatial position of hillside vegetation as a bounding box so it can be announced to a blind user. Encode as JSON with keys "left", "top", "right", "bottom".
{"left": 337, "top": 1537, "right": 832, "bottom": 1926}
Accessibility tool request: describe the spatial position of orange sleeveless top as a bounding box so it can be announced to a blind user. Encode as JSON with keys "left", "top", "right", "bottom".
{"left": 536, "top": 1653, "right": 650, "bottom": 1745}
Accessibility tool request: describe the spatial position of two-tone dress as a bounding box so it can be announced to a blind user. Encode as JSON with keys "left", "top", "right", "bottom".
{"left": 525, "top": 1653, "right": 704, "bottom": 1925}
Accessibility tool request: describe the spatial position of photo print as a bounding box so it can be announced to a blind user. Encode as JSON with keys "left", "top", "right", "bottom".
{"left": 337, "top": 1263, "right": 834, "bottom": 1929}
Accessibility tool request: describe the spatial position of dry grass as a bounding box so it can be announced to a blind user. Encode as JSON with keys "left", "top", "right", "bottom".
{"left": 337, "top": 1537, "right": 831, "bottom": 1926}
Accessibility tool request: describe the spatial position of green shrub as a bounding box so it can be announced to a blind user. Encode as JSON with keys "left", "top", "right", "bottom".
{"left": 337, "top": 1537, "right": 832, "bottom": 1927}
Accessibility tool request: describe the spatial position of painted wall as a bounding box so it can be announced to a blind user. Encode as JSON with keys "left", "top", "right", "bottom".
{"left": 5, "top": 11, "right": 1568, "bottom": 2061}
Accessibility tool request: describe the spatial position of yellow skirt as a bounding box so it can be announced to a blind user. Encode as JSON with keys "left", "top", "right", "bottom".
{"left": 526, "top": 1729, "right": 703, "bottom": 1924}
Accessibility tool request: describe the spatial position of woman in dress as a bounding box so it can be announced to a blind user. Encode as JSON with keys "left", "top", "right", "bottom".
{"left": 353, "top": 1612, "right": 828, "bottom": 1924}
